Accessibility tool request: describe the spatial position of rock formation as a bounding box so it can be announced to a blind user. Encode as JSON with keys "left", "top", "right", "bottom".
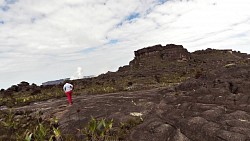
{"left": 133, "top": 44, "right": 190, "bottom": 61}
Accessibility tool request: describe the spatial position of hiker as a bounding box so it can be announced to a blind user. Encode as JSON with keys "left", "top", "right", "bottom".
{"left": 63, "top": 82, "right": 74, "bottom": 105}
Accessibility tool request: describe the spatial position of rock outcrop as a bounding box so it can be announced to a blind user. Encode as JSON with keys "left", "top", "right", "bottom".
{"left": 133, "top": 44, "right": 190, "bottom": 60}
{"left": 117, "top": 44, "right": 190, "bottom": 72}
{"left": 129, "top": 44, "right": 190, "bottom": 68}
{"left": 1, "top": 81, "right": 41, "bottom": 96}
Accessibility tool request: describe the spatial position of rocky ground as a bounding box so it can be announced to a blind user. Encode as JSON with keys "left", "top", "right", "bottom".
{"left": 11, "top": 63, "right": 250, "bottom": 141}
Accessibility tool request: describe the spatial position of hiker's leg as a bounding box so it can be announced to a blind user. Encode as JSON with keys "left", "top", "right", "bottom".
{"left": 69, "top": 91, "right": 73, "bottom": 104}
{"left": 66, "top": 91, "right": 72, "bottom": 105}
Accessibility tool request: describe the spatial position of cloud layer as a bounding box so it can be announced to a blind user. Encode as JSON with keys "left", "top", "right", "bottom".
{"left": 1, "top": 0, "right": 250, "bottom": 89}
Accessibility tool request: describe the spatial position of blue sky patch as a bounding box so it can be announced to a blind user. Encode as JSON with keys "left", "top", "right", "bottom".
{"left": 126, "top": 12, "right": 140, "bottom": 21}
{"left": 0, "top": 20, "right": 4, "bottom": 24}
{"left": 107, "top": 39, "right": 118, "bottom": 45}
{"left": 158, "top": 0, "right": 168, "bottom": 5}
{"left": 30, "top": 14, "right": 46, "bottom": 23}
{"left": 5, "top": 0, "right": 18, "bottom": 5}
{"left": 0, "top": 0, "right": 18, "bottom": 12}
{"left": 81, "top": 40, "right": 118, "bottom": 54}
{"left": 0, "top": 5, "right": 10, "bottom": 11}
{"left": 116, "top": 12, "right": 140, "bottom": 27}
{"left": 31, "top": 17, "right": 36, "bottom": 23}
{"left": 80, "top": 47, "right": 98, "bottom": 54}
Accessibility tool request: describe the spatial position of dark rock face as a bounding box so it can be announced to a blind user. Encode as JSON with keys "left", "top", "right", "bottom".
{"left": 129, "top": 44, "right": 191, "bottom": 68}
{"left": 1, "top": 81, "right": 41, "bottom": 96}
{"left": 117, "top": 44, "right": 190, "bottom": 72}
{"left": 133, "top": 44, "right": 189, "bottom": 59}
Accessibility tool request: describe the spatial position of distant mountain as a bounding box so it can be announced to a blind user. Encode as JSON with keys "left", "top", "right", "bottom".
{"left": 42, "top": 75, "right": 96, "bottom": 86}
{"left": 42, "top": 78, "right": 70, "bottom": 86}
{"left": 82, "top": 75, "right": 96, "bottom": 79}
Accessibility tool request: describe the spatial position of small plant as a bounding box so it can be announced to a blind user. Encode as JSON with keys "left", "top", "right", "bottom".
{"left": 34, "top": 123, "right": 49, "bottom": 140}
{"left": 1, "top": 109, "right": 19, "bottom": 139}
{"left": 115, "top": 117, "right": 143, "bottom": 140}
{"left": 24, "top": 131, "right": 33, "bottom": 141}
{"left": 16, "top": 115, "right": 62, "bottom": 141}
{"left": 81, "top": 117, "right": 114, "bottom": 141}
{"left": 49, "top": 117, "right": 62, "bottom": 141}
{"left": 1, "top": 109, "right": 18, "bottom": 129}
{"left": 16, "top": 130, "right": 33, "bottom": 141}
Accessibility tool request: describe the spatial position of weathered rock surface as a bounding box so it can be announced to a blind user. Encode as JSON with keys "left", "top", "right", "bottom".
{"left": 12, "top": 63, "right": 250, "bottom": 141}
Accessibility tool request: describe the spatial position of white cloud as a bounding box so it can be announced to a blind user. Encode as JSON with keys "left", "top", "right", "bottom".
{"left": 1, "top": 0, "right": 250, "bottom": 89}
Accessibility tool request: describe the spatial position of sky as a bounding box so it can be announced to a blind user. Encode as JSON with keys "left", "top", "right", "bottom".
{"left": 1, "top": 0, "right": 250, "bottom": 89}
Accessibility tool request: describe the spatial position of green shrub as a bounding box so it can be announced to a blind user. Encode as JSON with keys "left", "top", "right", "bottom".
{"left": 1, "top": 109, "right": 19, "bottom": 140}
{"left": 81, "top": 117, "right": 114, "bottom": 141}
